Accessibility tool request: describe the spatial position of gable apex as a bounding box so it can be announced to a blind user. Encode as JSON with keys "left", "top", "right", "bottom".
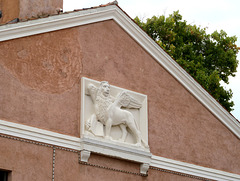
{"left": 0, "top": 4, "right": 239, "bottom": 139}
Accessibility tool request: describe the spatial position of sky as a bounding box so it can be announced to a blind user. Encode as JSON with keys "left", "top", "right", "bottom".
{"left": 64, "top": 0, "right": 240, "bottom": 120}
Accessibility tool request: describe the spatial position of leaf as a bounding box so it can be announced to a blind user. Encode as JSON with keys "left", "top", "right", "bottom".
{"left": 134, "top": 11, "right": 239, "bottom": 112}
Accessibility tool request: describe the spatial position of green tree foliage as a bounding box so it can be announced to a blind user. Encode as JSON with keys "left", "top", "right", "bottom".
{"left": 135, "top": 11, "right": 239, "bottom": 112}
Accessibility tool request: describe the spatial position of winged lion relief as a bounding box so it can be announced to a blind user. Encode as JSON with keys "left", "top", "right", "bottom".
{"left": 81, "top": 78, "right": 148, "bottom": 148}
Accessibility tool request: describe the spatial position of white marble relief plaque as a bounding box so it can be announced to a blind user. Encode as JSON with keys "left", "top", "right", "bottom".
{"left": 81, "top": 77, "right": 148, "bottom": 149}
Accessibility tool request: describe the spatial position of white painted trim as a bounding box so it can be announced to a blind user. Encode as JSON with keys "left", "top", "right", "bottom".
{"left": 111, "top": 7, "right": 240, "bottom": 139}
{"left": 0, "top": 119, "right": 81, "bottom": 150}
{"left": 0, "top": 6, "right": 116, "bottom": 41}
{"left": 151, "top": 155, "right": 240, "bottom": 181}
{"left": 80, "top": 150, "right": 91, "bottom": 162}
{"left": 140, "top": 163, "right": 150, "bottom": 175}
{"left": 0, "top": 119, "right": 240, "bottom": 180}
{"left": 0, "top": 5, "right": 239, "bottom": 138}
{"left": 81, "top": 137, "right": 152, "bottom": 164}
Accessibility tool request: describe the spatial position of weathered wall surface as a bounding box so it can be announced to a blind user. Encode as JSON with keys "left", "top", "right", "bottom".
{"left": 19, "top": 0, "right": 62, "bottom": 19}
{"left": 0, "top": 136, "right": 52, "bottom": 180}
{"left": 0, "top": 135, "right": 199, "bottom": 181}
{"left": 0, "top": 19, "right": 240, "bottom": 177}
{"left": 0, "top": 0, "right": 19, "bottom": 24}
{"left": 54, "top": 150, "right": 198, "bottom": 181}
{"left": 0, "top": 28, "right": 81, "bottom": 136}
{"left": 0, "top": 0, "right": 62, "bottom": 24}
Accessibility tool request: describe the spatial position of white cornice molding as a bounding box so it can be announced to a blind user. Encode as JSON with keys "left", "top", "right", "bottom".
{"left": 0, "top": 119, "right": 81, "bottom": 150}
{"left": 111, "top": 7, "right": 240, "bottom": 139}
{"left": 81, "top": 136, "right": 152, "bottom": 164}
{"left": 0, "top": 6, "right": 116, "bottom": 41}
{"left": 151, "top": 155, "right": 240, "bottom": 181}
{"left": 0, "top": 5, "right": 238, "bottom": 138}
{"left": 0, "top": 119, "right": 240, "bottom": 180}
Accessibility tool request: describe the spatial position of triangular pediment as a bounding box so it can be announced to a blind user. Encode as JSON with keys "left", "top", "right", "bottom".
{"left": 2, "top": 5, "right": 237, "bottom": 138}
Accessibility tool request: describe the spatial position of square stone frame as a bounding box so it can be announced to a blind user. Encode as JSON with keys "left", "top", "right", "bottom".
{"left": 81, "top": 77, "right": 149, "bottom": 147}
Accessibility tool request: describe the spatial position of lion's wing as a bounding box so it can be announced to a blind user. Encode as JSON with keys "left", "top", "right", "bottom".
{"left": 119, "top": 91, "right": 142, "bottom": 109}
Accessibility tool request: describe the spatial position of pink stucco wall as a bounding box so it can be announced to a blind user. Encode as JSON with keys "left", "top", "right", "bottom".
{"left": 0, "top": 136, "right": 52, "bottom": 180}
{"left": 0, "top": 19, "right": 239, "bottom": 178}
{"left": 54, "top": 150, "right": 199, "bottom": 181}
{"left": 0, "top": 28, "right": 81, "bottom": 136}
{"left": 0, "top": 137, "right": 199, "bottom": 181}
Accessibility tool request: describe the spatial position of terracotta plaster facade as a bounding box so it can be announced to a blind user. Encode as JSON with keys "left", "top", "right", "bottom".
{"left": 0, "top": 136, "right": 52, "bottom": 180}
{"left": 0, "top": 5, "right": 240, "bottom": 181}
{"left": 0, "top": 0, "right": 62, "bottom": 24}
